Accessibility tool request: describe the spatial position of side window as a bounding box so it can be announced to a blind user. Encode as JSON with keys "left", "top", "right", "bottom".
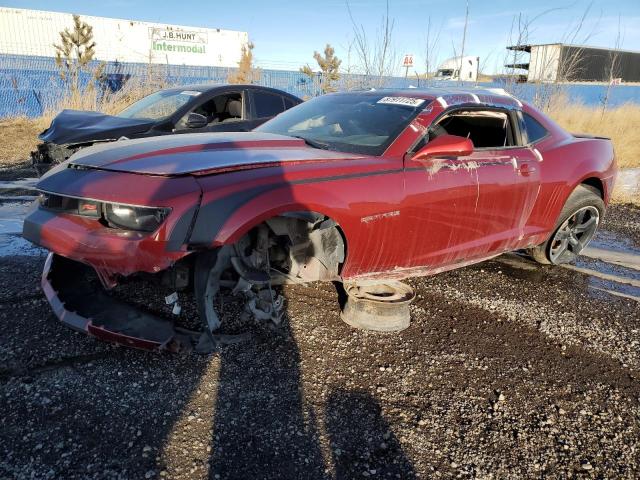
{"left": 428, "top": 109, "right": 514, "bottom": 148}
{"left": 284, "top": 97, "right": 298, "bottom": 110}
{"left": 523, "top": 113, "right": 549, "bottom": 144}
{"left": 254, "top": 91, "right": 286, "bottom": 118}
{"left": 175, "top": 92, "right": 243, "bottom": 130}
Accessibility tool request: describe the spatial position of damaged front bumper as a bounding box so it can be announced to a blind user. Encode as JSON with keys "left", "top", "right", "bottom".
{"left": 42, "top": 253, "right": 197, "bottom": 352}
{"left": 31, "top": 142, "right": 83, "bottom": 176}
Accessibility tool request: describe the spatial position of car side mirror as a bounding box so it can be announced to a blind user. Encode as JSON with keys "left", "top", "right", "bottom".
{"left": 185, "top": 112, "right": 208, "bottom": 129}
{"left": 412, "top": 134, "right": 474, "bottom": 161}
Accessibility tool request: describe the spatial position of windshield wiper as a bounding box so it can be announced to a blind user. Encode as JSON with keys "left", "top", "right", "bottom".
{"left": 290, "top": 135, "right": 329, "bottom": 150}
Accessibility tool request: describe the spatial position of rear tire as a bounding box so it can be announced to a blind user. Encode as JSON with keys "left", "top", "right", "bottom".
{"left": 528, "top": 185, "right": 604, "bottom": 265}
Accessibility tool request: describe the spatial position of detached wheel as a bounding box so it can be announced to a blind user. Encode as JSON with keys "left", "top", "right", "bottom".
{"left": 528, "top": 185, "right": 604, "bottom": 265}
{"left": 340, "top": 282, "right": 415, "bottom": 332}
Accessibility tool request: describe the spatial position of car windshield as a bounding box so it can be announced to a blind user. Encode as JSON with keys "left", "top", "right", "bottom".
{"left": 256, "top": 93, "right": 427, "bottom": 155}
{"left": 117, "top": 89, "right": 200, "bottom": 120}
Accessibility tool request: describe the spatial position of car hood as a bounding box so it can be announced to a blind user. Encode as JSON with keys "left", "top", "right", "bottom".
{"left": 67, "top": 132, "right": 364, "bottom": 175}
{"left": 39, "top": 109, "right": 156, "bottom": 145}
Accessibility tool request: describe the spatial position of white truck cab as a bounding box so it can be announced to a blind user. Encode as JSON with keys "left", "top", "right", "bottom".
{"left": 435, "top": 56, "right": 479, "bottom": 81}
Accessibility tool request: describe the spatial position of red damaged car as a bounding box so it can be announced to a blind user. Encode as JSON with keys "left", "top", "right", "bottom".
{"left": 23, "top": 88, "right": 616, "bottom": 352}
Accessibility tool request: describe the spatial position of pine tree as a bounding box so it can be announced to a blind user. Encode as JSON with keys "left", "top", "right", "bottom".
{"left": 301, "top": 44, "right": 342, "bottom": 94}
{"left": 53, "top": 15, "right": 98, "bottom": 97}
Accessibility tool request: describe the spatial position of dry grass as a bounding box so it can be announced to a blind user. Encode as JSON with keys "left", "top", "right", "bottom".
{"left": 0, "top": 117, "right": 49, "bottom": 165}
{"left": 42, "top": 75, "right": 170, "bottom": 121}
{"left": 0, "top": 74, "right": 172, "bottom": 166}
{"left": 546, "top": 101, "right": 640, "bottom": 170}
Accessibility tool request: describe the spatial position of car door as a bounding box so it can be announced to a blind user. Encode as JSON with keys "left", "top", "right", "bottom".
{"left": 402, "top": 107, "right": 541, "bottom": 269}
{"left": 243, "top": 89, "right": 290, "bottom": 130}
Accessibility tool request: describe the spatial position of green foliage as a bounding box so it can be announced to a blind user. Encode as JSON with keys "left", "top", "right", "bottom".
{"left": 53, "top": 15, "right": 97, "bottom": 86}
{"left": 52, "top": 13, "right": 107, "bottom": 106}
{"left": 301, "top": 44, "right": 342, "bottom": 94}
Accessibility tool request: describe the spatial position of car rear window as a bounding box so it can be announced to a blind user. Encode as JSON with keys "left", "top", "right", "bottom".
{"left": 254, "top": 92, "right": 286, "bottom": 118}
{"left": 523, "top": 113, "right": 549, "bottom": 143}
{"left": 284, "top": 97, "right": 298, "bottom": 109}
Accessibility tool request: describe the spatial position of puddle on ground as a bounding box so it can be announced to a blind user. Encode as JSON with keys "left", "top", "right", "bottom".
{"left": 0, "top": 200, "right": 33, "bottom": 235}
{"left": 487, "top": 228, "right": 640, "bottom": 304}
{"left": 587, "top": 275, "right": 640, "bottom": 303}
{"left": 617, "top": 168, "right": 640, "bottom": 198}
{"left": 0, "top": 177, "right": 38, "bottom": 191}
{"left": 0, "top": 233, "right": 46, "bottom": 257}
{"left": 0, "top": 183, "right": 44, "bottom": 257}
{"left": 588, "top": 230, "right": 640, "bottom": 256}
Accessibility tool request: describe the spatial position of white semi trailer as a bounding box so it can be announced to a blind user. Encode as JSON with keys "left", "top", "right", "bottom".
{"left": 434, "top": 56, "right": 479, "bottom": 81}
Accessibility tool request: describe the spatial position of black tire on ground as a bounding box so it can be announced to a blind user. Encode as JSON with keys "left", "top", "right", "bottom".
{"left": 527, "top": 184, "right": 605, "bottom": 265}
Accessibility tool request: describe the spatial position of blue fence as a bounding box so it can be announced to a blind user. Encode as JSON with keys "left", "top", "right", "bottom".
{"left": 1, "top": 53, "right": 409, "bottom": 117}
{"left": 1, "top": 53, "right": 639, "bottom": 118}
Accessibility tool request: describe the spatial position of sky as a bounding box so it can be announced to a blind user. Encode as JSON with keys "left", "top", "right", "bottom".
{"left": 4, "top": 0, "right": 640, "bottom": 74}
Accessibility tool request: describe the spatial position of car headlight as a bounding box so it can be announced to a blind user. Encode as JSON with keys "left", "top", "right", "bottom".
{"left": 104, "top": 203, "right": 171, "bottom": 232}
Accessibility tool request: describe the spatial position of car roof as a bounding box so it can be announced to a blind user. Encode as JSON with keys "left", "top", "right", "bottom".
{"left": 161, "top": 83, "right": 300, "bottom": 99}
{"left": 332, "top": 86, "right": 523, "bottom": 108}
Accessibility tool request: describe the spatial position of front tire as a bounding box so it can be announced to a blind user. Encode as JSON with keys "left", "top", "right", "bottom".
{"left": 528, "top": 185, "right": 604, "bottom": 265}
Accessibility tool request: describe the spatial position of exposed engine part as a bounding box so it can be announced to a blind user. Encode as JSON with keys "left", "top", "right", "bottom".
{"left": 245, "top": 288, "right": 284, "bottom": 325}
{"left": 264, "top": 215, "right": 344, "bottom": 284}
{"left": 340, "top": 281, "right": 415, "bottom": 332}
{"left": 161, "top": 263, "right": 191, "bottom": 291}
{"left": 31, "top": 142, "right": 84, "bottom": 176}
{"left": 39, "top": 214, "right": 345, "bottom": 355}
{"left": 193, "top": 213, "right": 345, "bottom": 352}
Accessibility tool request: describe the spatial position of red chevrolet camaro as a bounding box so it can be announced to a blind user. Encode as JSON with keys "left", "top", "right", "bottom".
{"left": 23, "top": 88, "right": 616, "bottom": 352}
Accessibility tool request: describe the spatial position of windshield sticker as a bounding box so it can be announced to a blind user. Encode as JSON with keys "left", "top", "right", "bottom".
{"left": 377, "top": 96, "right": 425, "bottom": 107}
{"left": 180, "top": 90, "right": 201, "bottom": 96}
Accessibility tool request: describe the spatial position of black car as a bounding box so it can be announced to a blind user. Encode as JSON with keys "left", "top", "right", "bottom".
{"left": 31, "top": 84, "right": 302, "bottom": 174}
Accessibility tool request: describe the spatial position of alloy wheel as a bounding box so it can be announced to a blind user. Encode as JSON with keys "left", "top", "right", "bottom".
{"left": 549, "top": 206, "right": 600, "bottom": 264}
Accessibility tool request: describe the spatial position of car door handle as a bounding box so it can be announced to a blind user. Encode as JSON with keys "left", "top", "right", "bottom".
{"left": 516, "top": 162, "right": 536, "bottom": 177}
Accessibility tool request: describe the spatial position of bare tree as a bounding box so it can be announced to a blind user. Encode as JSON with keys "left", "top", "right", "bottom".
{"left": 301, "top": 44, "right": 342, "bottom": 94}
{"left": 424, "top": 16, "right": 442, "bottom": 85}
{"left": 346, "top": 0, "right": 397, "bottom": 88}
{"left": 555, "top": 4, "right": 599, "bottom": 82}
{"left": 504, "top": 4, "right": 600, "bottom": 111}
{"left": 601, "top": 15, "right": 623, "bottom": 116}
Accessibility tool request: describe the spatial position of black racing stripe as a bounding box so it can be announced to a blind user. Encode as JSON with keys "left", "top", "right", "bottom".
{"left": 188, "top": 184, "right": 279, "bottom": 246}
{"left": 187, "top": 168, "right": 403, "bottom": 246}
{"left": 290, "top": 168, "right": 402, "bottom": 185}
{"left": 165, "top": 204, "right": 199, "bottom": 252}
{"left": 22, "top": 204, "right": 51, "bottom": 247}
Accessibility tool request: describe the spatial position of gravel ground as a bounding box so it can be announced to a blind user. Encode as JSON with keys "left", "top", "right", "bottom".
{"left": 0, "top": 171, "right": 639, "bottom": 478}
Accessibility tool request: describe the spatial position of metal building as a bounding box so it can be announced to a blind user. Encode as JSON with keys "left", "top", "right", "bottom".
{"left": 505, "top": 43, "right": 640, "bottom": 83}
